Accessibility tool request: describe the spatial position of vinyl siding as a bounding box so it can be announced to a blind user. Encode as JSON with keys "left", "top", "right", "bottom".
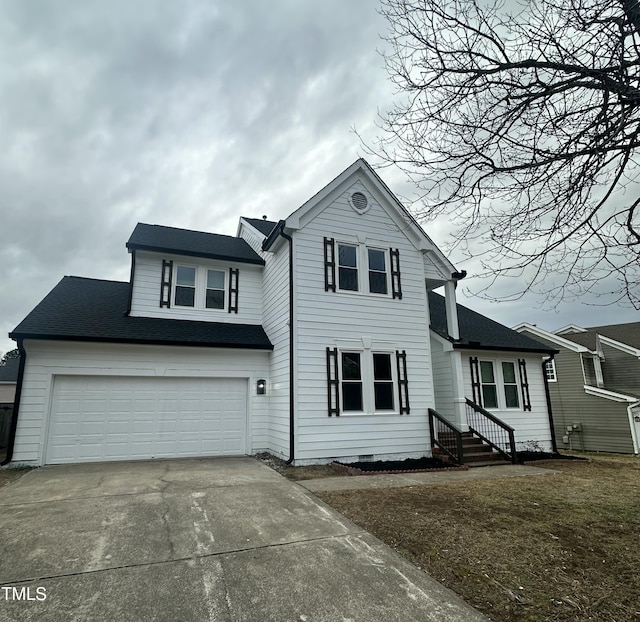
{"left": 292, "top": 177, "right": 434, "bottom": 462}
{"left": 430, "top": 335, "right": 455, "bottom": 421}
{"left": 0, "top": 384, "right": 16, "bottom": 403}
{"left": 520, "top": 331, "right": 635, "bottom": 453}
{"left": 601, "top": 343, "right": 640, "bottom": 396}
{"left": 12, "top": 340, "right": 270, "bottom": 466}
{"left": 129, "top": 251, "right": 263, "bottom": 324}
{"left": 460, "top": 350, "right": 552, "bottom": 451}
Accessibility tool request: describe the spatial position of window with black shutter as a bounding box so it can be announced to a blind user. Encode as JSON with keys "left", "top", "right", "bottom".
{"left": 470, "top": 357, "right": 482, "bottom": 406}
{"left": 390, "top": 248, "right": 402, "bottom": 299}
{"left": 518, "top": 359, "right": 532, "bottom": 411}
{"left": 326, "top": 347, "right": 340, "bottom": 416}
{"left": 324, "top": 237, "right": 336, "bottom": 292}
{"left": 228, "top": 268, "right": 239, "bottom": 313}
{"left": 396, "top": 350, "right": 410, "bottom": 414}
{"left": 160, "top": 259, "right": 173, "bottom": 308}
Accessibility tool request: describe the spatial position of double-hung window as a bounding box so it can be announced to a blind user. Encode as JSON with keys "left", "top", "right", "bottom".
{"left": 475, "top": 359, "right": 521, "bottom": 410}
{"left": 368, "top": 249, "right": 388, "bottom": 295}
{"left": 341, "top": 352, "right": 364, "bottom": 411}
{"left": 338, "top": 351, "right": 398, "bottom": 413}
{"left": 338, "top": 244, "right": 358, "bottom": 291}
{"left": 373, "top": 353, "right": 394, "bottom": 410}
{"left": 206, "top": 270, "right": 225, "bottom": 309}
{"left": 175, "top": 266, "right": 197, "bottom": 307}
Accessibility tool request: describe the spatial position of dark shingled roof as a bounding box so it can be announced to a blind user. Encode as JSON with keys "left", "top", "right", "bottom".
{"left": 0, "top": 357, "right": 19, "bottom": 383}
{"left": 429, "top": 292, "right": 555, "bottom": 353}
{"left": 561, "top": 322, "right": 640, "bottom": 350}
{"left": 127, "top": 223, "right": 265, "bottom": 265}
{"left": 242, "top": 218, "right": 278, "bottom": 237}
{"left": 10, "top": 277, "right": 273, "bottom": 350}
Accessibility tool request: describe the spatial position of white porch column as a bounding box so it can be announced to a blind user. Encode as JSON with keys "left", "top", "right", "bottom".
{"left": 450, "top": 350, "right": 469, "bottom": 431}
{"left": 444, "top": 280, "right": 460, "bottom": 340}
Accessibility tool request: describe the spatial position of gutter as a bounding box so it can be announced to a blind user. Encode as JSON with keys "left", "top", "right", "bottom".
{"left": 542, "top": 353, "right": 558, "bottom": 453}
{"left": 1, "top": 339, "right": 26, "bottom": 466}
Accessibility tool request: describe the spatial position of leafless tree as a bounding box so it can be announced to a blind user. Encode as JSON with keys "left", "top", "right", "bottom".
{"left": 373, "top": 0, "right": 640, "bottom": 307}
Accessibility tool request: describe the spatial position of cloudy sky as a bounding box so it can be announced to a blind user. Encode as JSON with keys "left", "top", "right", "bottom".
{"left": 0, "top": 0, "right": 637, "bottom": 357}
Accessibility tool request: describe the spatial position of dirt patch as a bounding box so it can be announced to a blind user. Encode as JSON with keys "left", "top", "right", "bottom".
{"left": 255, "top": 452, "right": 346, "bottom": 481}
{"left": 517, "top": 451, "right": 587, "bottom": 464}
{"left": 317, "top": 454, "right": 640, "bottom": 622}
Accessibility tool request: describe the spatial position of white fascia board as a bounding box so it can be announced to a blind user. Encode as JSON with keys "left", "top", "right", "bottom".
{"left": 583, "top": 385, "right": 639, "bottom": 403}
{"left": 429, "top": 329, "right": 454, "bottom": 351}
{"left": 513, "top": 323, "right": 592, "bottom": 354}
{"left": 554, "top": 324, "right": 587, "bottom": 334}
{"left": 236, "top": 218, "right": 266, "bottom": 240}
{"left": 597, "top": 334, "right": 640, "bottom": 358}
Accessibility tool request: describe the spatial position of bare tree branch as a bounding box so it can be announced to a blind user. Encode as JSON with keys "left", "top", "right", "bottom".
{"left": 371, "top": 0, "right": 640, "bottom": 308}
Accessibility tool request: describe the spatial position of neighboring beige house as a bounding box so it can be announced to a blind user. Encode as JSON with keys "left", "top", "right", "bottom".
{"left": 514, "top": 322, "right": 640, "bottom": 454}
{"left": 0, "top": 357, "right": 19, "bottom": 404}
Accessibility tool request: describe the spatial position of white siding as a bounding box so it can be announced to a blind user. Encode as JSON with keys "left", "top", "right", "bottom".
{"left": 292, "top": 178, "right": 435, "bottom": 462}
{"left": 260, "top": 242, "right": 291, "bottom": 459}
{"left": 460, "top": 349, "right": 552, "bottom": 451}
{"left": 13, "top": 341, "right": 270, "bottom": 466}
{"left": 129, "top": 251, "right": 263, "bottom": 324}
{"left": 430, "top": 335, "right": 455, "bottom": 421}
{"left": 238, "top": 222, "right": 266, "bottom": 254}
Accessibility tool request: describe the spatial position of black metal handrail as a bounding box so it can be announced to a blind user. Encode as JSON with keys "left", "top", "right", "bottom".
{"left": 465, "top": 398, "right": 517, "bottom": 464}
{"left": 428, "top": 408, "right": 464, "bottom": 465}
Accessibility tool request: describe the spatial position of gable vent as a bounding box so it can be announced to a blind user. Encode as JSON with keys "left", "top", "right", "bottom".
{"left": 349, "top": 191, "right": 369, "bottom": 214}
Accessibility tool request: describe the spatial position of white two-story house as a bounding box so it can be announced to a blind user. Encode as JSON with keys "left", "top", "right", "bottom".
{"left": 5, "top": 160, "right": 555, "bottom": 467}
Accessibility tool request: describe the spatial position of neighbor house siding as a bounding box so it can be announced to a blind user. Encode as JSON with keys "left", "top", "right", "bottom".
{"left": 600, "top": 343, "right": 640, "bottom": 396}
{"left": 12, "top": 340, "right": 270, "bottom": 466}
{"left": 129, "top": 251, "right": 263, "bottom": 323}
{"left": 460, "top": 349, "right": 552, "bottom": 451}
{"left": 292, "top": 177, "right": 434, "bottom": 463}
{"left": 520, "top": 331, "right": 635, "bottom": 453}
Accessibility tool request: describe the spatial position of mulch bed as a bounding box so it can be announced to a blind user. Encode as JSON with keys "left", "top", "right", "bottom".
{"left": 517, "top": 451, "right": 588, "bottom": 465}
{"left": 332, "top": 456, "right": 468, "bottom": 475}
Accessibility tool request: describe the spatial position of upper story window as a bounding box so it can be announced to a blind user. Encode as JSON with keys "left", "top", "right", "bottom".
{"left": 327, "top": 239, "right": 396, "bottom": 297}
{"left": 338, "top": 244, "right": 359, "bottom": 291}
{"left": 206, "top": 270, "right": 225, "bottom": 309}
{"left": 161, "top": 261, "right": 239, "bottom": 314}
{"left": 175, "top": 266, "right": 196, "bottom": 307}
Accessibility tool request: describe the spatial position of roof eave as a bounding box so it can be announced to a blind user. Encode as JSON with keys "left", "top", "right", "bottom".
{"left": 453, "top": 342, "right": 558, "bottom": 355}
{"left": 126, "top": 243, "right": 265, "bottom": 266}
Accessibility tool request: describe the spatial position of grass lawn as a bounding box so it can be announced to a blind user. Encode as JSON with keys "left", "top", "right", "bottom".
{"left": 316, "top": 454, "right": 640, "bottom": 622}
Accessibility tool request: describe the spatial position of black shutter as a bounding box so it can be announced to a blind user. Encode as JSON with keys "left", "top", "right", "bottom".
{"left": 390, "top": 248, "right": 402, "bottom": 299}
{"left": 324, "top": 238, "right": 336, "bottom": 292}
{"left": 396, "top": 350, "right": 410, "bottom": 414}
{"left": 160, "top": 260, "right": 173, "bottom": 308}
{"left": 228, "top": 268, "right": 239, "bottom": 313}
{"left": 326, "top": 347, "right": 340, "bottom": 416}
{"left": 518, "top": 359, "right": 532, "bottom": 411}
{"left": 470, "top": 357, "right": 482, "bottom": 406}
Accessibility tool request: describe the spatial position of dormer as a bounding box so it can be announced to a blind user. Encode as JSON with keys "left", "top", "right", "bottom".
{"left": 126, "top": 223, "right": 265, "bottom": 324}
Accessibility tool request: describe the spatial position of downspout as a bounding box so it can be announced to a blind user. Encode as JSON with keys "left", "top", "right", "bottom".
{"left": 542, "top": 354, "right": 558, "bottom": 453}
{"left": 1, "top": 339, "right": 26, "bottom": 466}
{"left": 279, "top": 228, "right": 295, "bottom": 465}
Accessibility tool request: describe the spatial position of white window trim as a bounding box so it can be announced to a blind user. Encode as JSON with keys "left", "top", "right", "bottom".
{"left": 479, "top": 358, "right": 522, "bottom": 411}
{"left": 339, "top": 349, "right": 399, "bottom": 415}
{"left": 335, "top": 242, "right": 390, "bottom": 297}
{"left": 173, "top": 264, "right": 227, "bottom": 312}
{"left": 544, "top": 358, "right": 557, "bottom": 382}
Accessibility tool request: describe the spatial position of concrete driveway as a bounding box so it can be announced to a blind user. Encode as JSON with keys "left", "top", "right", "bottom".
{"left": 0, "top": 457, "right": 487, "bottom": 621}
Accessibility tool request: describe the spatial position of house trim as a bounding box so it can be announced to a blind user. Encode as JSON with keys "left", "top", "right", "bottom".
{"left": 597, "top": 334, "right": 640, "bottom": 359}
{"left": 126, "top": 242, "right": 265, "bottom": 266}
{"left": 513, "top": 323, "right": 592, "bottom": 354}
{"left": 583, "top": 385, "right": 639, "bottom": 403}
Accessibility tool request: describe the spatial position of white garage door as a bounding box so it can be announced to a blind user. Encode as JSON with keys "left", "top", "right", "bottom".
{"left": 46, "top": 376, "right": 248, "bottom": 464}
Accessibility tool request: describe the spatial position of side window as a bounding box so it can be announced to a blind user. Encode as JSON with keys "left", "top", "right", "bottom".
{"left": 175, "top": 266, "right": 196, "bottom": 307}
{"left": 206, "top": 270, "right": 225, "bottom": 309}
{"left": 338, "top": 244, "right": 358, "bottom": 291}
{"left": 502, "top": 362, "right": 520, "bottom": 408}
{"left": 544, "top": 359, "right": 557, "bottom": 382}
{"left": 479, "top": 361, "right": 498, "bottom": 409}
{"left": 368, "top": 249, "right": 388, "bottom": 295}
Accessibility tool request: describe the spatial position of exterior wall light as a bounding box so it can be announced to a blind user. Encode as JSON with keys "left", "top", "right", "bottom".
{"left": 257, "top": 379, "right": 267, "bottom": 395}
